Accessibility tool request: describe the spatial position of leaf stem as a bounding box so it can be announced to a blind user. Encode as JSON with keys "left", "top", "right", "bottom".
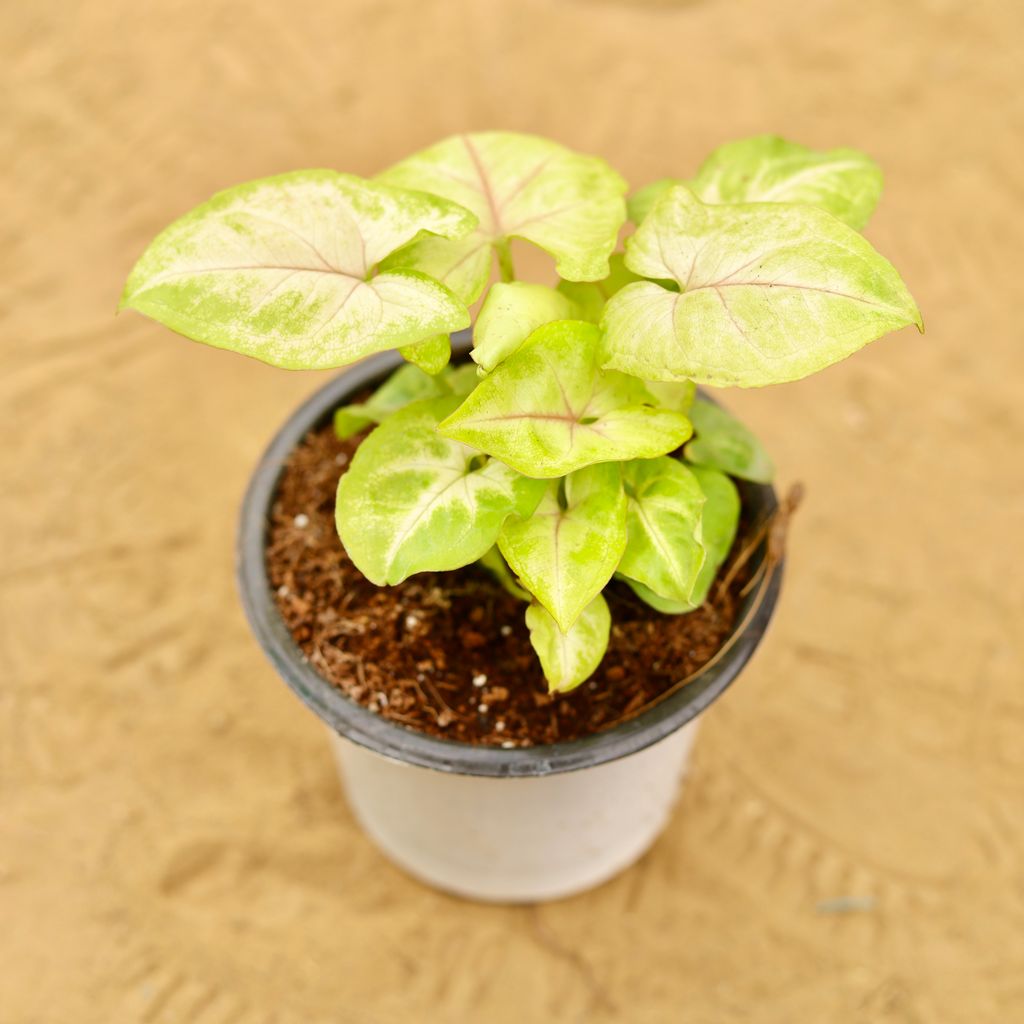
{"left": 496, "top": 239, "right": 515, "bottom": 282}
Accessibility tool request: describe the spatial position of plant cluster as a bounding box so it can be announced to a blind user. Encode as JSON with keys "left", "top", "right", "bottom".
{"left": 123, "top": 132, "right": 920, "bottom": 692}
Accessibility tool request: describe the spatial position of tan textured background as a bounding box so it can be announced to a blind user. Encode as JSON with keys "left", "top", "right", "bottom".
{"left": 2, "top": 1, "right": 1022, "bottom": 1021}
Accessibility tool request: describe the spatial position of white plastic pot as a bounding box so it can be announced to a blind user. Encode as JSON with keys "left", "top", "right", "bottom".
{"left": 237, "top": 333, "right": 782, "bottom": 903}
{"left": 329, "top": 721, "right": 699, "bottom": 902}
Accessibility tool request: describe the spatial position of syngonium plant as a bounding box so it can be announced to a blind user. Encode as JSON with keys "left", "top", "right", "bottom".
{"left": 122, "top": 131, "right": 922, "bottom": 693}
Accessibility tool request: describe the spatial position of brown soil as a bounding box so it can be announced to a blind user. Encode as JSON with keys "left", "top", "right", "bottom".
{"left": 267, "top": 423, "right": 760, "bottom": 747}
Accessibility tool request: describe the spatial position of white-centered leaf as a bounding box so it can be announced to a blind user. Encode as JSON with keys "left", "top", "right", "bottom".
{"left": 438, "top": 320, "right": 693, "bottom": 478}
{"left": 526, "top": 595, "right": 611, "bottom": 694}
{"left": 555, "top": 252, "right": 642, "bottom": 322}
{"left": 377, "top": 132, "right": 627, "bottom": 303}
{"left": 121, "top": 170, "right": 476, "bottom": 369}
{"left": 687, "top": 464, "right": 741, "bottom": 607}
{"left": 472, "top": 282, "right": 581, "bottom": 373}
{"left": 629, "top": 138, "right": 882, "bottom": 230}
{"left": 333, "top": 360, "right": 479, "bottom": 439}
{"left": 498, "top": 463, "right": 627, "bottom": 632}
{"left": 685, "top": 397, "right": 774, "bottom": 483}
{"left": 602, "top": 187, "right": 922, "bottom": 387}
{"left": 618, "top": 456, "right": 706, "bottom": 604}
{"left": 691, "top": 136, "right": 883, "bottom": 229}
{"left": 336, "top": 397, "right": 546, "bottom": 585}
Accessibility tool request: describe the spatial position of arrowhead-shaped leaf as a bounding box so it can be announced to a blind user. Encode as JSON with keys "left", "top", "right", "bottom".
{"left": 121, "top": 170, "right": 475, "bottom": 369}
{"left": 378, "top": 132, "right": 627, "bottom": 303}
{"left": 629, "top": 138, "right": 882, "bottom": 230}
{"left": 618, "top": 456, "right": 706, "bottom": 604}
{"left": 336, "top": 397, "right": 546, "bottom": 585}
{"left": 438, "top": 320, "right": 693, "bottom": 478}
{"left": 526, "top": 595, "right": 611, "bottom": 694}
{"left": 602, "top": 187, "right": 922, "bottom": 387}
{"left": 687, "top": 464, "right": 741, "bottom": 607}
{"left": 691, "top": 136, "right": 883, "bottom": 230}
{"left": 685, "top": 397, "right": 774, "bottom": 483}
{"left": 498, "top": 463, "right": 627, "bottom": 632}
{"left": 472, "top": 282, "right": 581, "bottom": 373}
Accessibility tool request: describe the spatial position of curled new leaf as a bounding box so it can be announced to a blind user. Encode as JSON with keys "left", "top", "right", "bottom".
{"left": 439, "top": 320, "right": 693, "bottom": 478}
{"left": 121, "top": 171, "right": 476, "bottom": 369}
{"left": 378, "top": 132, "right": 627, "bottom": 303}
{"left": 526, "top": 595, "right": 611, "bottom": 694}
{"left": 472, "top": 282, "right": 581, "bottom": 373}
{"left": 685, "top": 397, "right": 774, "bottom": 483}
{"left": 618, "top": 456, "right": 706, "bottom": 604}
{"left": 336, "top": 397, "right": 546, "bottom": 585}
{"left": 498, "top": 463, "right": 627, "bottom": 632}
{"left": 602, "top": 187, "right": 922, "bottom": 387}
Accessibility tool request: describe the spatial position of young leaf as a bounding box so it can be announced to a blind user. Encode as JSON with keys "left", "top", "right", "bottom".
{"left": 472, "top": 282, "right": 581, "bottom": 373}
{"left": 438, "top": 321, "right": 693, "bottom": 478}
{"left": 377, "top": 132, "right": 627, "bottom": 303}
{"left": 498, "top": 464, "right": 627, "bottom": 632}
{"left": 685, "top": 397, "right": 774, "bottom": 483}
{"left": 334, "top": 362, "right": 445, "bottom": 440}
{"left": 643, "top": 379, "right": 697, "bottom": 414}
{"left": 121, "top": 171, "right": 475, "bottom": 369}
{"left": 555, "top": 252, "right": 642, "bottom": 322}
{"left": 602, "top": 187, "right": 922, "bottom": 387}
{"left": 618, "top": 456, "right": 706, "bottom": 604}
{"left": 691, "top": 136, "right": 883, "bottom": 230}
{"left": 526, "top": 595, "right": 611, "bottom": 694}
{"left": 400, "top": 334, "right": 451, "bottom": 374}
{"left": 687, "top": 465, "right": 741, "bottom": 607}
{"left": 629, "top": 138, "right": 882, "bottom": 230}
{"left": 336, "top": 397, "right": 546, "bottom": 585}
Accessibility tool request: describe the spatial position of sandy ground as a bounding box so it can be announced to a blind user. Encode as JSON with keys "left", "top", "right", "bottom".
{"left": 2, "top": 1, "right": 1022, "bottom": 1021}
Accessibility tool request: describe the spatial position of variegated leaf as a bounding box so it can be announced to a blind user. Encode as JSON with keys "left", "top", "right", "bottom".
{"left": 602, "top": 187, "right": 922, "bottom": 387}
{"left": 526, "top": 595, "right": 611, "bottom": 693}
{"left": 336, "top": 397, "right": 545, "bottom": 585}
{"left": 498, "top": 464, "right": 626, "bottom": 631}
{"left": 378, "top": 132, "right": 627, "bottom": 303}
{"left": 685, "top": 397, "right": 774, "bottom": 483}
{"left": 439, "top": 320, "right": 693, "bottom": 478}
{"left": 121, "top": 170, "right": 475, "bottom": 369}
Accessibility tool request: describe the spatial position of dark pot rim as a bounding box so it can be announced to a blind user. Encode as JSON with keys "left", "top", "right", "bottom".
{"left": 236, "top": 330, "right": 783, "bottom": 778}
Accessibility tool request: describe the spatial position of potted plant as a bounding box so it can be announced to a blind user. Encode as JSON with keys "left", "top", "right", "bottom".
{"left": 121, "top": 131, "right": 920, "bottom": 902}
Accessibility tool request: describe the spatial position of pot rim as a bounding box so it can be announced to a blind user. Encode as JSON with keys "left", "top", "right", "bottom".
{"left": 236, "top": 330, "right": 783, "bottom": 778}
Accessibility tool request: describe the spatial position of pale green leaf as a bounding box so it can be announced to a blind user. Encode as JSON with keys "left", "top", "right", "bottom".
{"left": 472, "top": 282, "right": 581, "bottom": 373}
{"left": 691, "top": 136, "right": 883, "bottom": 230}
{"left": 618, "top": 456, "right": 706, "bottom": 604}
{"left": 685, "top": 397, "right": 774, "bottom": 483}
{"left": 498, "top": 463, "right": 626, "bottom": 632}
{"left": 555, "top": 252, "right": 642, "bottom": 322}
{"left": 400, "top": 334, "right": 451, "bottom": 374}
{"left": 526, "top": 595, "right": 611, "bottom": 694}
{"left": 438, "top": 320, "right": 693, "bottom": 478}
{"left": 336, "top": 397, "right": 546, "bottom": 585}
{"left": 627, "top": 179, "right": 675, "bottom": 225}
{"left": 602, "top": 187, "right": 922, "bottom": 387}
{"left": 643, "top": 379, "right": 696, "bottom": 414}
{"left": 687, "top": 464, "right": 741, "bottom": 607}
{"left": 121, "top": 170, "right": 475, "bottom": 369}
{"left": 443, "top": 363, "right": 481, "bottom": 397}
{"left": 378, "top": 132, "right": 627, "bottom": 303}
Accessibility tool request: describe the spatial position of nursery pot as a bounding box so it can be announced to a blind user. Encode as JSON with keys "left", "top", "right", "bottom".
{"left": 237, "top": 331, "right": 783, "bottom": 903}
